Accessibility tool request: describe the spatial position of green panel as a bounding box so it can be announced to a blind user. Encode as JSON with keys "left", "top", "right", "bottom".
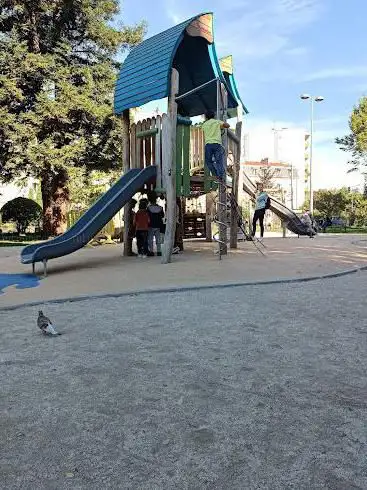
{"left": 136, "top": 128, "right": 158, "bottom": 138}
{"left": 176, "top": 125, "right": 184, "bottom": 196}
{"left": 182, "top": 125, "right": 191, "bottom": 196}
{"left": 204, "top": 165, "right": 217, "bottom": 193}
{"left": 204, "top": 160, "right": 211, "bottom": 193}
{"left": 177, "top": 115, "right": 193, "bottom": 126}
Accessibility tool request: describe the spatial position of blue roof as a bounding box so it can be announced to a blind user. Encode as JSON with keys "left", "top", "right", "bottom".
{"left": 114, "top": 13, "right": 240, "bottom": 117}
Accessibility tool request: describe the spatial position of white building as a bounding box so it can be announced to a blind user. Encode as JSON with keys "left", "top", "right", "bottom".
{"left": 242, "top": 160, "right": 296, "bottom": 209}
{"left": 240, "top": 127, "right": 308, "bottom": 210}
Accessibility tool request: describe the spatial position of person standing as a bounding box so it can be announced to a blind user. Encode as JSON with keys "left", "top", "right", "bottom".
{"left": 301, "top": 209, "right": 315, "bottom": 238}
{"left": 201, "top": 110, "right": 230, "bottom": 180}
{"left": 147, "top": 191, "right": 165, "bottom": 257}
{"left": 126, "top": 198, "right": 137, "bottom": 256}
{"left": 134, "top": 200, "right": 150, "bottom": 258}
{"left": 252, "top": 183, "right": 269, "bottom": 241}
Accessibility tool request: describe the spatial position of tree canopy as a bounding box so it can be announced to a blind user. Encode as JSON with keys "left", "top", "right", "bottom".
{"left": 335, "top": 96, "right": 367, "bottom": 171}
{"left": 1, "top": 197, "right": 42, "bottom": 233}
{"left": 314, "top": 188, "right": 367, "bottom": 226}
{"left": 314, "top": 188, "right": 350, "bottom": 218}
{"left": 0, "top": 1, "right": 145, "bottom": 234}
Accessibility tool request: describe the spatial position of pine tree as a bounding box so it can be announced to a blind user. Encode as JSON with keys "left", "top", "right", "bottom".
{"left": 0, "top": 1, "right": 145, "bottom": 235}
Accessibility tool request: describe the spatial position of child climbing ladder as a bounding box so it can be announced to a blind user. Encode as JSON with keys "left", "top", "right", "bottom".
{"left": 201, "top": 110, "right": 230, "bottom": 180}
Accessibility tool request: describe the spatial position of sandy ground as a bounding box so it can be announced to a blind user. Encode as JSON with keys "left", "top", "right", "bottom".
{"left": 1, "top": 271, "right": 366, "bottom": 489}
{"left": 1, "top": 235, "right": 367, "bottom": 309}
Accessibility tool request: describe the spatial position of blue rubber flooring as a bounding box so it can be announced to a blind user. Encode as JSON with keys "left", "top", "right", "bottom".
{"left": 0, "top": 274, "right": 40, "bottom": 295}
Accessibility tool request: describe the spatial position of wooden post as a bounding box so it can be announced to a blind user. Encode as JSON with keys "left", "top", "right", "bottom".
{"left": 136, "top": 120, "right": 142, "bottom": 169}
{"left": 145, "top": 118, "right": 152, "bottom": 166}
{"left": 122, "top": 109, "right": 132, "bottom": 256}
{"left": 230, "top": 121, "right": 242, "bottom": 248}
{"left": 162, "top": 68, "right": 179, "bottom": 264}
{"left": 140, "top": 119, "right": 146, "bottom": 168}
{"left": 130, "top": 123, "right": 137, "bottom": 168}
{"left": 218, "top": 83, "right": 228, "bottom": 255}
{"left": 206, "top": 192, "right": 213, "bottom": 241}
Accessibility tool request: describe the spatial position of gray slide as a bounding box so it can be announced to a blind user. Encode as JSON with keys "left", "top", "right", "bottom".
{"left": 242, "top": 172, "right": 312, "bottom": 236}
{"left": 21, "top": 166, "right": 157, "bottom": 267}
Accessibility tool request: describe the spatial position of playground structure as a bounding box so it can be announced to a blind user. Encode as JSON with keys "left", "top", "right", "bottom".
{"left": 21, "top": 12, "right": 311, "bottom": 274}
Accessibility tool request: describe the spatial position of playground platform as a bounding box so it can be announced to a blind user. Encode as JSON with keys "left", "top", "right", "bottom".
{"left": 1, "top": 235, "right": 367, "bottom": 310}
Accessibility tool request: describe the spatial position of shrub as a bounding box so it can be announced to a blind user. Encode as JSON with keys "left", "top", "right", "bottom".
{"left": 1, "top": 197, "right": 42, "bottom": 234}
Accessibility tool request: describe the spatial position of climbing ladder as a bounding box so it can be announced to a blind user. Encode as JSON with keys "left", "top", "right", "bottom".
{"left": 215, "top": 80, "right": 228, "bottom": 259}
{"left": 228, "top": 192, "right": 266, "bottom": 256}
{"left": 212, "top": 188, "right": 266, "bottom": 256}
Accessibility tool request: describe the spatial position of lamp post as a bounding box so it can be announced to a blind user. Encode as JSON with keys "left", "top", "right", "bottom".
{"left": 300, "top": 94, "right": 324, "bottom": 214}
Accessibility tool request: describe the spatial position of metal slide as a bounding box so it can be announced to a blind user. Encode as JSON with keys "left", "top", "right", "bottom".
{"left": 242, "top": 173, "right": 312, "bottom": 236}
{"left": 21, "top": 166, "right": 157, "bottom": 267}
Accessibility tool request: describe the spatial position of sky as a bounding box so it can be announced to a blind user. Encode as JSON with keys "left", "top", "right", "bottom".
{"left": 118, "top": 0, "right": 367, "bottom": 190}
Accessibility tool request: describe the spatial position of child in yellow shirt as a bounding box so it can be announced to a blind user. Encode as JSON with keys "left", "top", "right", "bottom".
{"left": 201, "top": 110, "right": 230, "bottom": 180}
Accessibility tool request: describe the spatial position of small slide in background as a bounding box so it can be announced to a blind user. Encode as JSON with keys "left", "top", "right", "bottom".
{"left": 21, "top": 166, "right": 157, "bottom": 267}
{"left": 242, "top": 173, "right": 312, "bottom": 236}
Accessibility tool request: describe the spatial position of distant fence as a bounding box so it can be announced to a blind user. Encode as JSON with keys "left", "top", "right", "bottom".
{"left": 67, "top": 210, "right": 116, "bottom": 238}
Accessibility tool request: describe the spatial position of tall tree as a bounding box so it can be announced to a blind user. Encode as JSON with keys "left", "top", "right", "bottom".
{"left": 314, "top": 188, "right": 350, "bottom": 218}
{"left": 0, "top": 1, "right": 145, "bottom": 235}
{"left": 335, "top": 96, "right": 367, "bottom": 172}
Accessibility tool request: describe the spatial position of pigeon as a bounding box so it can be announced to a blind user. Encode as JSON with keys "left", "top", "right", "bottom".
{"left": 37, "top": 310, "right": 61, "bottom": 336}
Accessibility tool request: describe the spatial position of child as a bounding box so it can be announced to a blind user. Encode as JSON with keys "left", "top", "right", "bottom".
{"left": 251, "top": 183, "right": 269, "bottom": 241}
{"left": 134, "top": 199, "right": 150, "bottom": 258}
{"left": 201, "top": 110, "right": 230, "bottom": 180}
{"left": 301, "top": 209, "right": 315, "bottom": 238}
{"left": 126, "top": 198, "right": 137, "bottom": 256}
{"left": 147, "top": 191, "right": 164, "bottom": 257}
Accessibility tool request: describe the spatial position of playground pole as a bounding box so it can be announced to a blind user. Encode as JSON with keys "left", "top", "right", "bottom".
{"left": 162, "top": 68, "right": 179, "bottom": 264}
{"left": 175, "top": 77, "right": 218, "bottom": 102}
{"left": 121, "top": 109, "right": 132, "bottom": 256}
{"left": 205, "top": 192, "right": 214, "bottom": 242}
{"left": 230, "top": 121, "right": 242, "bottom": 248}
{"left": 218, "top": 82, "right": 228, "bottom": 256}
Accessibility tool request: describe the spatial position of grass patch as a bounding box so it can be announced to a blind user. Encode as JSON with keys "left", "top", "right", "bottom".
{"left": 323, "top": 227, "right": 367, "bottom": 234}
{"left": 0, "top": 240, "right": 41, "bottom": 247}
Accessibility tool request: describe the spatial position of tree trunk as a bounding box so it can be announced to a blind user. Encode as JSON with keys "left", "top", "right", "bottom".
{"left": 41, "top": 169, "right": 53, "bottom": 237}
{"left": 51, "top": 168, "right": 69, "bottom": 235}
{"left": 41, "top": 168, "right": 69, "bottom": 237}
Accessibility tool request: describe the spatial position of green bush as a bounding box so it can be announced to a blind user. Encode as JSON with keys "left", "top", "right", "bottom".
{"left": 1, "top": 197, "right": 42, "bottom": 234}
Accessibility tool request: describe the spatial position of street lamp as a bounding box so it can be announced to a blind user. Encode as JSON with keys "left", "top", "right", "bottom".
{"left": 300, "top": 94, "right": 324, "bottom": 214}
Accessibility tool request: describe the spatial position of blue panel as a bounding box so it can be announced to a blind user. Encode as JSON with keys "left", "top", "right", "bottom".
{"left": 114, "top": 12, "right": 239, "bottom": 117}
{"left": 113, "top": 16, "right": 198, "bottom": 114}
{"left": 116, "top": 78, "right": 167, "bottom": 101}
{"left": 229, "top": 73, "right": 249, "bottom": 114}
{"left": 115, "top": 63, "right": 168, "bottom": 96}
{"left": 208, "top": 44, "right": 237, "bottom": 109}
